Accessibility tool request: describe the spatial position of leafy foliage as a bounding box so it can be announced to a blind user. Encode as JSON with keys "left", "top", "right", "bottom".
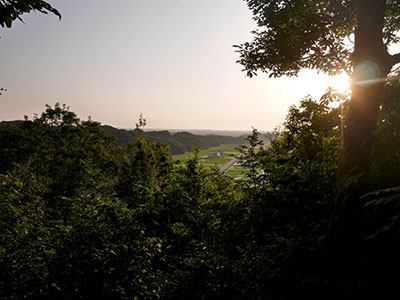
{"left": 235, "top": 0, "right": 356, "bottom": 77}
{"left": 0, "top": 104, "right": 244, "bottom": 299}
{"left": 369, "top": 76, "right": 400, "bottom": 188}
{"left": 0, "top": 0, "right": 60, "bottom": 28}
{"left": 1, "top": 96, "right": 400, "bottom": 299}
{"left": 235, "top": 1, "right": 400, "bottom": 78}
{"left": 0, "top": 104, "right": 116, "bottom": 201}
{"left": 233, "top": 94, "right": 341, "bottom": 298}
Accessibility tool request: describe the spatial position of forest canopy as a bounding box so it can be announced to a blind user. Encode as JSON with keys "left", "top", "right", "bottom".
{"left": 1, "top": 85, "right": 400, "bottom": 299}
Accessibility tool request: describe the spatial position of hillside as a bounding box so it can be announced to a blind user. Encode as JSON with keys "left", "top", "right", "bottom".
{"left": 101, "top": 126, "right": 246, "bottom": 155}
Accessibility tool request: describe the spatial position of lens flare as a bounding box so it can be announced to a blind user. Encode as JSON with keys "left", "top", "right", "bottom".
{"left": 353, "top": 60, "right": 385, "bottom": 86}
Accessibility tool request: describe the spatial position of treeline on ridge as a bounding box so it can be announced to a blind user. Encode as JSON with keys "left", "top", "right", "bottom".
{"left": 101, "top": 125, "right": 247, "bottom": 154}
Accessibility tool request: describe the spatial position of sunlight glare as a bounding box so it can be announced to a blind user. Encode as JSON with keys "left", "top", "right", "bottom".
{"left": 327, "top": 73, "right": 350, "bottom": 93}
{"left": 292, "top": 70, "right": 351, "bottom": 102}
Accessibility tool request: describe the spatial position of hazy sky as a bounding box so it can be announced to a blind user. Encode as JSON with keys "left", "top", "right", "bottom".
{"left": 0, "top": 0, "right": 349, "bottom": 131}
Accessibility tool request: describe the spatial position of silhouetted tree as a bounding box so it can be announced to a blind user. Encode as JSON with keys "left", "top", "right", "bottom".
{"left": 236, "top": 0, "right": 400, "bottom": 199}
{"left": 0, "top": 0, "right": 60, "bottom": 28}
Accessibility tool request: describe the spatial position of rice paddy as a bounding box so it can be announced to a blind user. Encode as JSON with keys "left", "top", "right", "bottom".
{"left": 172, "top": 144, "right": 248, "bottom": 178}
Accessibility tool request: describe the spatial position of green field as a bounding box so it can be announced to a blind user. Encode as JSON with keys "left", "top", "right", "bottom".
{"left": 172, "top": 144, "right": 248, "bottom": 178}
{"left": 225, "top": 165, "right": 246, "bottom": 179}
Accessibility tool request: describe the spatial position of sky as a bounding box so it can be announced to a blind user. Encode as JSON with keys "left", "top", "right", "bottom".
{"left": 0, "top": 0, "right": 349, "bottom": 131}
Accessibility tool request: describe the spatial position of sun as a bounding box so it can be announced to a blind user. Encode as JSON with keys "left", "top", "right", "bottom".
{"left": 327, "top": 72, "right": 350, "bottom": 93}
{"left": 290, "top": 70, "right": 351, "bottom": 101}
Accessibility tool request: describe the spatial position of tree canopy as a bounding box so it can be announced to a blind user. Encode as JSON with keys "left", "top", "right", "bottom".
{"left": 2, "top": 91, "right": 400, "bottom": 298}
{"left": 0, "top": 0, "right": 60, "bottom": 28}
{"left": 236, "top": 0, "right": 400, "bottom": 78}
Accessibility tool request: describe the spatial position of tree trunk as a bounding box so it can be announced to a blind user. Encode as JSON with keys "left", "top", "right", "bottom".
{"left": 338, "top": 0, "right": 392, "bottom": 200}
{"left": 329, "top": 2, "right": 400, "bottom": 296}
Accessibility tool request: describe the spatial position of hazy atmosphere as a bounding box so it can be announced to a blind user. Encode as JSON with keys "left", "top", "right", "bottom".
{"left": 0, "top": 0, "right": 348, "bottom": 130}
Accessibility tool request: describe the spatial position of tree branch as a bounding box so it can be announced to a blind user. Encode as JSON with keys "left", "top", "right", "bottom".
{"left": 389, "top": 53, "right": 400, "bottom": 68}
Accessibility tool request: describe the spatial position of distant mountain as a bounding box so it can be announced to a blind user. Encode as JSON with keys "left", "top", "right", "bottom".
{"left": 147, "top": 129, "right": 256, "bottom": 137}
{"left": 100, "top": 125, "right": 136, "bottom": 145}
{"left": 102, "top": 126, "right": 247, "bottom": 155}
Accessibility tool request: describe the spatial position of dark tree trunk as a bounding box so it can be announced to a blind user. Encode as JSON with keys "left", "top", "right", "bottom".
{"left": 338, "top": 0, "right": 393, "bottom": 200}
{"left": 330, "top": 1, "right": 399, "bottom": 297}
